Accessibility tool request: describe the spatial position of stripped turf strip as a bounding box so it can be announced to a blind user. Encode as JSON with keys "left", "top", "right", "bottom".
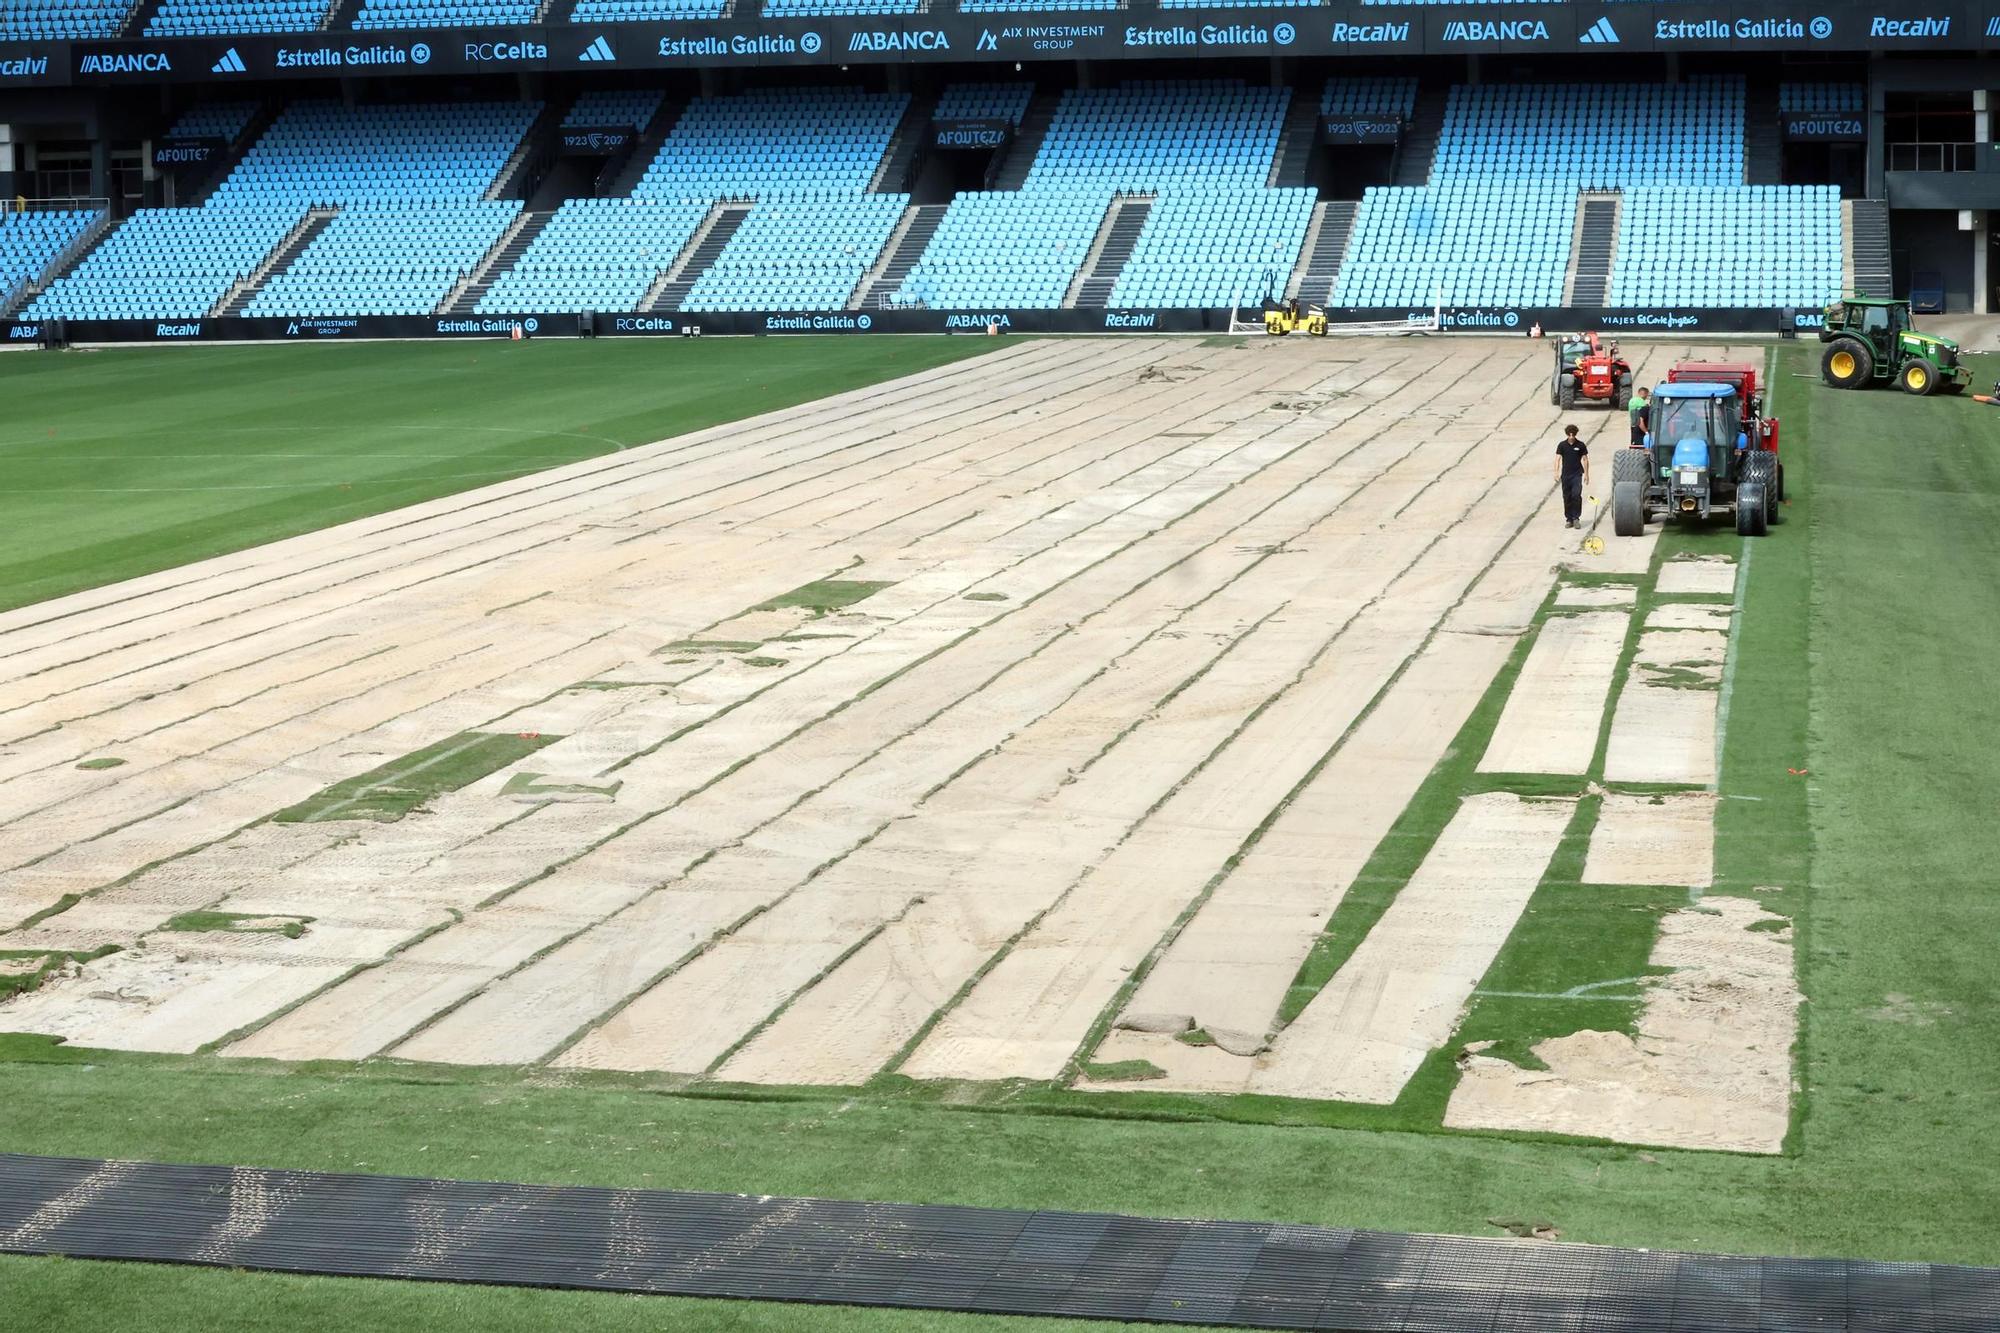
{"left": 273, "top": 732, "right": 561, "bottom": 824}
{"left": 0, "top": 1154, "right": 1992, "bottom": 1330}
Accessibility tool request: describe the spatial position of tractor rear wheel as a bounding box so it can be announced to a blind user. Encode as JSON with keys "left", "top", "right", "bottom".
{"left": 1901, "top": 358, "right": 1939, "bottom": 396}
{"left": 1558, "top": 378, "right": 1576, "bottom": 410}
{"left": 1736, "top": 482, "right": 1768, "bottom": 537}
{"left": 1612, "top": 448, "right": 1652, "bottom": 488}
{"left": 1741, "top": 452, "right": 1780, "bottom": 527}
{"left": 1613, "top": 482, "right": 1645, "bottom": 537}
{"left": 1821, "top": 338, "right": 1873, "bottom": 389}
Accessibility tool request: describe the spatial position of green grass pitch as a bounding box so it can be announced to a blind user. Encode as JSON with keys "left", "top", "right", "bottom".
{"left": 0, "top": 337, "right": 999, "bottom": 614}
{"left": 4, "top": 339, "right": 2000, "bottom": 1329}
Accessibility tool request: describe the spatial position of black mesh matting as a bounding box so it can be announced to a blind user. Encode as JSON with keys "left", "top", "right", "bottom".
{"left": 1, "top": 1153, "right": 1993, "bottom": 1329}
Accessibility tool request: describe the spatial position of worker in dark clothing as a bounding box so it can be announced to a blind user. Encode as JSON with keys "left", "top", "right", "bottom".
{"left": 1555, "top": 424, "right": 1589, "bottom": 529}
{"left": 1629, "top": 385, "right": 1651, "bottom": 448}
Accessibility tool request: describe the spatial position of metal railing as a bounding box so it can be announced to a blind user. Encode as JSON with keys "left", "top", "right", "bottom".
{"left": 2, "top": 195, "right": 110, "bottom": 216}
{"left": 1886, "top": 141, "right": 1979, "bottom": 173}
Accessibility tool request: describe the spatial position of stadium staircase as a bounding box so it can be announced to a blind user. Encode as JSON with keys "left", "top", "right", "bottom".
{"left": 0, "top": 208, "right": 114, "bottom": 318}
{"left": 604, "top": 96, "right": 688, "bottom": 198}
{"left": 990, "top": 91, "right": 1060, "bottom": 191}
{"left": 1285, "top": 199, "right": 1356, "bottom": 305}
{"left": 210, "top": 205, "right": 338, "bottom": 317}
{"left": 1393, "top": 87, "right": 1446, "bottom": 187}
{"left": 1267, "top": 92, "right": 1318, "bottom": 190}
{"left": 1847, "top": 198, "right": 1893, "bottom": 298}
{"left": 1743, "top": 82, "right": 1783, "bottom": 186}
{"left": 848, "top": 202, "right": 947, "bottom": 310}
{"left": 488, "top": 100, "right": 567, "bottom": 202}
{"left": 437, "top": 208, "right": 555, "bottom": 316}
{"left": 1066, "top": 194, "right": 1153, "bottom": 309}
{"left": 117, "top": 0, "right": 167, "bottom": 36}
{"left": 641, "top": 202, "right": 749, "bottom": 312}
{"left": 868, "top": 94, "right": 936, "bottom": 195}
{"left": 319, "top": 0, "right": 365, "bottom": 29}
{"left": 1563, "top": 191, "right": 1621, "bottom": 307}
{"left": 190, "top": 101, "right": 281, "bottom": 206}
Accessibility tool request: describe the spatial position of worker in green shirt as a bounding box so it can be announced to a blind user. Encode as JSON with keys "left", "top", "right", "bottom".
{"left": 1628, "top": 384, "right": 1651, "bottom": 449}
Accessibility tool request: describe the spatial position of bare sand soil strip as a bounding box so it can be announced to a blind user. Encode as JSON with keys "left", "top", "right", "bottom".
{"left": 1251, "top": 792, "right": 1576, "bottom": 1104}
{"left": 1655, "top": 555, "right": 1739, "bottom": 597}
{"left": 1445, "top": 895, "right": 1798, "bottom": 1153}
{"left": 1603, "top": 621, "right": 1729, "bottom": 787}
{"left": 1553, "top": 585, "right": 1637, "bottom": 608}
{"left": 4, "top": 338, "right": 1730, "bottom": 1093}
{"left": 1095, "top": 630, "right": 1516, "bottom": 1093}
{"left": 1582, "top": 792, "right": 1717, "bottom": 888}
{"left": 878, "top": 361, "right": 1576, "bottom": 1086}
{"left": 550, "top": 353, "right": 1488, "bottom": 1076}
{"left": 1477, "top": 610, "right": 1630, "bottom": 776}
{"left": 228, "top": 348, "right": 1370, "bottom": 1062}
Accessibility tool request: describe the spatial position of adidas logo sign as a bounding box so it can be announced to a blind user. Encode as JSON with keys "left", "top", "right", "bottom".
{"left": 1989, "top": 16, "right": 2000, "bottom": 38}
{"left": 211, "top": 46, "right": 246, "bottom": 72}
{"left": 579, "top": 35, "right": 614, "bottom": 61}
{"left": 1579, "top": 17, "right": 1619, "bottom": 44}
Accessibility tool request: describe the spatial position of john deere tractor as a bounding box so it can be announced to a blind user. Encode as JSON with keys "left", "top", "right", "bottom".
{"left": 1818, "top": 297, "right": 1969, "bottom": 395}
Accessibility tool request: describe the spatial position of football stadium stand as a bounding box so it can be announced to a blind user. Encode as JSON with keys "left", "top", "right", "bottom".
{"left": 205, "top": 100, "right": 540, "bottom": 205}
{"left": 243, "top": 200, "right": 523, "bottom": 317}
{"left": 1320, "top": 77, "right": 1419, "bottom": 121}
{"left": 685, "top": 194, "right": 908, "bottom": 311}
{"left": 28, "top": 101, "right": 536, "bottom": 320}
{"left": 1333, "top": 184, "right": 1577, "bottom": 308}
{"left": 0, "top": 210, "right": 100, "bottom": 308}
{"left": 26, "top": 208, "right": 303, "bottom": 320}
{"left": 1328, "top": 75, "right": 1828, "bottom": 309}
{"left": 165, "top": 101, "right": 262, "bottom": 142}
{"left": 1780, "top": 83, "right": 1865, "bottom": 114}
{"left": 764, "top": 0, "right": 921, "bottom": 15}
{"left": 959, "top": 0, "right": 1116, "bottom": 13}
{"left": 896, "top": 81, "right": 1299, "bottom": 310}
{"left": 20, "top": 70, "right": 1848, "bottom": 320}
{"left": 350, "top": 0, "right": 537, "bottom": 29}
{"left": 1429, "top": 79, "right": 1746, "bottom": 189}
{"left": 934, "top": 83, "right": 1035, "bottom": 127}
{"left": 0, "top": 0, "right": 130, "bottom": 39}
{"left": 567, "top": 0, "right": 727, "bottom": 23}
{"left": 562, "top": 89, "right": 666, "bottom": 130}
{"left": 476, "top": 199, "right": 710, "bottom": 314}
{"left": 1609, "top": 185, "right": 1842, "bottom": 308}
{"left": 146, "top": 0, "right": 326, "bottom": 35}
{"left": 634, "top": 88, "right": 907, "bottom": 200}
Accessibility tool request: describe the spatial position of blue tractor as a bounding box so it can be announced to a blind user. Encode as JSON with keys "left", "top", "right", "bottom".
{"left": 1611, "top": 377, "right": 1781, "bottom": 538}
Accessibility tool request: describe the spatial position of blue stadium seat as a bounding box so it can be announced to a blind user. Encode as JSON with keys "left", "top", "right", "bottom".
{"left": 565, "top": 0, "right": 727, "bottom": 23}
{"left": 0, "top": 0, "right": 132, "bottom": 38}
{"left": 563, "top": 89, "right": 665, "bottom": 131}
{"left": 0, "top": 208, "right": 101, "bottom": 305}
{"left": 30, "top": 100, "right": 539, "bottom": 321}
{"left": 1610, "top": 186, "right": 1841, "bottom": 309}
{"left": 900, "top": 81, "right": 1308, "bottom": 311}
{"left": 147, "top": 0, "right": 328, "bottom": 35}
{"left": 934, "top": 83, "right": 1034, "bottom": 127}
{"left": 165, "top": 101, "right": 261, "bottom": 142}
{"left": 1779, "top": 83, "right": 1864, "bottom": 115}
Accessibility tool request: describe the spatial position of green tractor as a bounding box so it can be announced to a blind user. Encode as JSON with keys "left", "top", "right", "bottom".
{"left": 1818, "top": 297, "right": 1969, "bottom": 396}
